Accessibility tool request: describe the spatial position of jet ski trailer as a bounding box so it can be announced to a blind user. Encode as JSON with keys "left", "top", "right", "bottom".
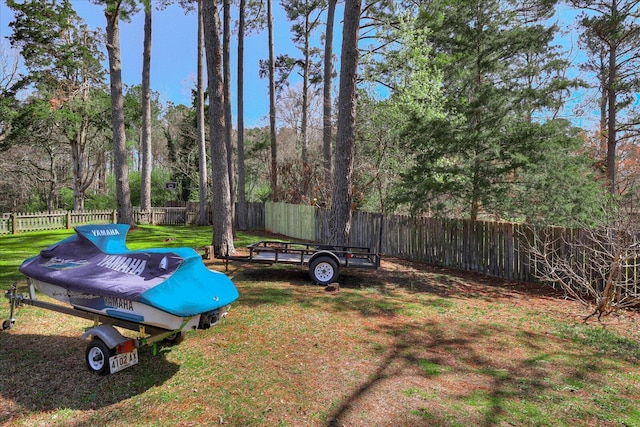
{"left": 2, "top": 224, "right": 239, "bottom": 375}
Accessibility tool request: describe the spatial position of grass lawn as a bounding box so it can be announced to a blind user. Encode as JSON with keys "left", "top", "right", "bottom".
{"left": 2, "top": 226, "right": 640, "bottom": 426}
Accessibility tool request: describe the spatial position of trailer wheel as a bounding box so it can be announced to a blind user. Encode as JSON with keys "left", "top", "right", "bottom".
{"left": 86, "top": 338, "right": 113, "bottom": 376}
{"left": 164, "top": 331, "right": 185, "bottom": 345}
{"left": 2, "top": 319, "right": 12, "bottom": 330}
{"left": 309, "top": 256, "right": 339, "bottom": 285}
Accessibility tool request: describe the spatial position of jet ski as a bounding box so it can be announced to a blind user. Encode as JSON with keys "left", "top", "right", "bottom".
{"left": 18, "top": 223, "right": 239, "bottom": 332}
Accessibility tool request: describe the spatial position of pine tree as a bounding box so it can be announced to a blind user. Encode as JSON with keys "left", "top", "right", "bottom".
{"left": 571, "top": 0, "right": 640, "bottom": 193}
{"left": 331, "top": 0, "right": 361, "bottom": 245}
{"left": 202, "top": 0, "right": 235, "bottom": 256}
{"left": 393, "top": 0, "right": 599, "bottom": 223}
{"left": 102, "top": 0, "right": 137, "bottom": 225}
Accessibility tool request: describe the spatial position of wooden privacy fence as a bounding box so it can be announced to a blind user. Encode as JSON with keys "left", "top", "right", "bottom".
{"left": 380, "top": 216, "right": 534, "bottom": 282}
{"left": 9, "top": 202, "right": 635, "bottom": 288}
{"left": 266, "top": 202, "right": 542, "bottom": 282}
{"left": 0, "top": 203, "right": 265, "bottom": 235}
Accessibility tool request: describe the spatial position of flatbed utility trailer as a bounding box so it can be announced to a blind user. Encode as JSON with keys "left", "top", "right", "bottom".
{"left": 2, "top": 280, "right": 198, "bottom": 375}
{"left": 224, "top": 241, "right": 380, "bottom": 285}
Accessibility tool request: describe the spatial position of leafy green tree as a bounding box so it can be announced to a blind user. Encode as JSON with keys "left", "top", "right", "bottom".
{"left": 501, "top": 120, "right": 607, "bottom": 226}
{"left": 356, "top": 18, "right": 445, "bottom": 213}
{"left": 164, "top": 103, "right": 199, "bottom": 202}
{"left": 393, "top": 0, "right": 597, "bottom": 223}
{"left": 7, "top": 0, "right": 108, "bottom": 211}
{"left": 6, "top": 99, "right": 72, "bottom": 212}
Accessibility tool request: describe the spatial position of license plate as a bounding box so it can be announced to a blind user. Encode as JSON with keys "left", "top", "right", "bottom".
{"left": 109, "top": 348, "right": 138, "bottom": 374}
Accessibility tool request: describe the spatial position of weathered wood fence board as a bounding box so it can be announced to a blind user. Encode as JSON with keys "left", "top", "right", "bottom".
{"left": 265, "top": 202, "right": 315, "bottom": 241}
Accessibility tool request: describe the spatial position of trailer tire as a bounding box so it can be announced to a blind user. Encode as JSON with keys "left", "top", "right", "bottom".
{"left": 86, "top": 338, "right": 113, "bottom": 376}
{"left": 309, "top": 256, "right": 339, "bottom": 285}
{"left": 164, "top": 331, "right": 185, "bottom": 345}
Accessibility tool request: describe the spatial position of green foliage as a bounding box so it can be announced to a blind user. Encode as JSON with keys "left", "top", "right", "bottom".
{"left": 58, "top": 188, "right": 75, "bottom": 210}
{"left": 128, "top": 169, "right": 173, "bottom": 207}
{"left": 123, "top": 84, "right": 163, "bottom": 147}
{"left": 84, "top": 192, "right": 117, "bottom": 211}
{"left": 164, "top": 103, "right": 199, "bottom": 203}
{"left": 356, "top": 15, "right": 445, "bottom": 213}
{"left": 243, "top": 127, "right": 275, "bottom": 202}
{"left": 501, "top": 120, "right": 608, "bottom": 226}
{"left": 7, "top": 0, "right": 104, "bottom": 90}
{"left": 23, "top": 190, "right": 50, "bottom": 213}
{"left": 390, "top": 0, "right": 600, "bottom": 225}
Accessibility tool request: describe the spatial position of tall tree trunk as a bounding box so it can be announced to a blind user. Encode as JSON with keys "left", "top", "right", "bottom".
{"left": 105, "top": 2, "right": 134, "bottom": 225}
{"left": 607, "top": 29, "right": 617, "bottom": 193}
{"left": 197, "top": 0, "right": 208, "bottom": 225}
{"left": 331, "top": 0, "right": 361, "bottom": 246}
{"left": 237, "top": 0, "right": 247, "bottom": 230}
{"left": 267, "top": 0, "right": 278, "bottom": 201}
{"left": 202, "top": 0, "right": 235, "bottom": 256}
{"left": 223, "top": 0, "right": 235, "bottom": 225}
{"left": 141, "top": 5, "right": 153, "bottom": 213}
{"left": 72, "top": 80, "right": 90, "bottom": 211}
{"left": 322, "top": 0, "right": 336, "bottom": 205}
{"left": 301, "top": 12, "right": 310, "bottom": 200}
{"left": 71, "top": 122, "right": 85, "bottom": 211}
{"left": 599, "top": 52, "right": 607, "bottom": 148}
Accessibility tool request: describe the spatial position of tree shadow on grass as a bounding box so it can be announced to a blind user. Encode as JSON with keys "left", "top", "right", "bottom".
{"left": 233, "top": 263, "right": 310, "bottom": 285}
{"left": 326, "top": 320, "right": 620, "bottom": 427}
{"left": 221, "top": 254, "right": 564, "bottom": 307}
{"left": 0, "top": 331, "right": 179, "bottom": 422}
{"left": 339, "top": 257, "right": 564, "bottom": 303}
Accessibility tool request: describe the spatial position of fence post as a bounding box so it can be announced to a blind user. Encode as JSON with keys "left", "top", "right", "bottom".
{"left": 112, "top": 210, "right": 117, "bottom": 224}
{"left": 66, "top": 211, "right": 72, "bottom": 229}
{"left": 11, "top": 213, "right": 17, "bottom": 235}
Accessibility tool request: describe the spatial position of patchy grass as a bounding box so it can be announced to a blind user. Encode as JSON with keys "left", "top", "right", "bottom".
{"left": 2, "top": 227, "right": 640, "bottom": 426}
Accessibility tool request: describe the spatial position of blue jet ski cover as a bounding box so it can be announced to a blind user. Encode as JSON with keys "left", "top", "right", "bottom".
{"left": 19, "top": 224, "right": 239, "bottom": 317}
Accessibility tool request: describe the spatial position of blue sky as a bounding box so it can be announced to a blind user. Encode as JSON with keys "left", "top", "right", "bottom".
{"left": 0, "top": 2, "right": 611, "bottom": 131}
{"left": 0, "top": 0, "right": 341, "bottom": 128}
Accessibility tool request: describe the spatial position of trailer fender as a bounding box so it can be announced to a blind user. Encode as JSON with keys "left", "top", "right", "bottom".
{"left": 309, "top": 250, "right": 340, "bottom": 266}
{"left": 82, "top": 324, "right": 129, "bottom": 349}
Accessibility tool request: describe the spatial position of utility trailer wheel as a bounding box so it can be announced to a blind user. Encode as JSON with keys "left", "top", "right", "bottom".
{"left": 86, "top": 338, "right": 114, "bottom": 375}
{"left": 164, "top": 331, "right": 185, "bottom": 345}
{"left": 309, "top": 256, "right": 339, "bottom": 285}
{"left": 2, "top": 319, "right": 13, "bottom": 330}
